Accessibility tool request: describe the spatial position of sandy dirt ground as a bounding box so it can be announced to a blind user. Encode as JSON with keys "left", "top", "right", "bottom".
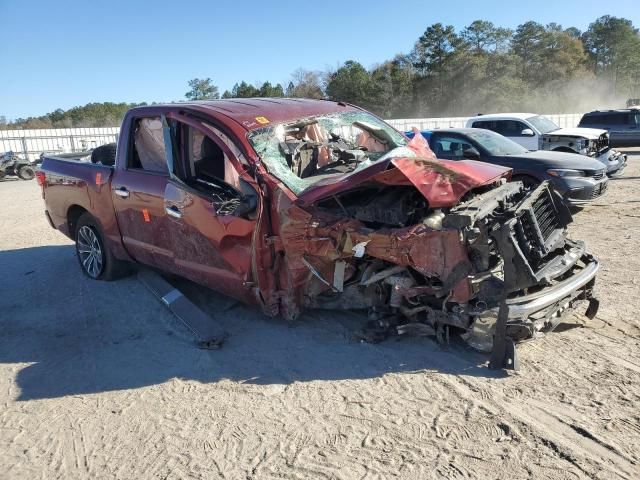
{"left": 1, "top": 151, "right": 639, "bottom": 479}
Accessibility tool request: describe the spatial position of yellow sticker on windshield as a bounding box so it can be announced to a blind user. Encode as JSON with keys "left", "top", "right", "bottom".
{"left": 255, "top": 116, "right": 270, "bottom": 124}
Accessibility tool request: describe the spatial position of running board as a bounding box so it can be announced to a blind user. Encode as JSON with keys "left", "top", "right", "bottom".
{"left": 137, "top": 268, "right": 227, "bottom": 349}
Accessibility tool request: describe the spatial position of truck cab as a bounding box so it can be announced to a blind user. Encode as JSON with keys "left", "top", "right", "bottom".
{"left": 41, "top": 104, "right": 264, "bottom": 305}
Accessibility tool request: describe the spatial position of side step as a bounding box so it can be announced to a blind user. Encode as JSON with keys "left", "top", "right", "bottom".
{"left": 137, "top": 269, "right": 227, "bottom": 349}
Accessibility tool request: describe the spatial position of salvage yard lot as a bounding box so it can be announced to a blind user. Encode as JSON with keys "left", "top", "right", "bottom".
{"left": 1, "top": 151, "right": 639, "bottom": 479}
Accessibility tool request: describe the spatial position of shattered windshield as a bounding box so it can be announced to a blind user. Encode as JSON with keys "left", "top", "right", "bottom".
{"left": 247, "top": 111, "right": 408, "bottom": 195}
{"left": 527, "top": 115, "right": 560, "bottom": 134}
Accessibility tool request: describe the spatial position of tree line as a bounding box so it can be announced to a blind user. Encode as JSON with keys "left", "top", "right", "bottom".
{"left": 4, "top": 15, "right": 639, "bottom": 129}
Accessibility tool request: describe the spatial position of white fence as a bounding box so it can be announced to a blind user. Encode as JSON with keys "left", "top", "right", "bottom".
{"left": 386, "top": 113, "right": 584, "bottom": 132}
{"left": 0, "top": 113, "right": 585, "bottom": 162}
{"left": 0, "top": 127, "right": 119, "bottom": 162}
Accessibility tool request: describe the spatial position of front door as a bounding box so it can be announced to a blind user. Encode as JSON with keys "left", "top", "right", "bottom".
{"left": 160, "top": 115, "right": 260, "bottom": 304}
{"left": 500, "top": 120, "right": 538, "bottom": 151}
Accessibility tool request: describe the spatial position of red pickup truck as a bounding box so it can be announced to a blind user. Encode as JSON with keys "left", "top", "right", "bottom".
{"left": 38, "top": 99, "right": 599, "bottom": 367}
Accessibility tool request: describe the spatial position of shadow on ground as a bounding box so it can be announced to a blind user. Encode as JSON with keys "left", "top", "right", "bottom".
{"left": 0, "top": 245, "right": 507, "bottom": 401}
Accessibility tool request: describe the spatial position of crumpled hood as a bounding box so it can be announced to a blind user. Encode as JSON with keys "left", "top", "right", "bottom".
{"left": 549, "top": 127, "right": 607, "bottom": 139}
{"left": 297, "top": 131, "right": 511, "bottom": 208}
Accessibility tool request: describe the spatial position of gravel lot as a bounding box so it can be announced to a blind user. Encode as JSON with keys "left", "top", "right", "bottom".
{"left": 1, "top": 151, "right": 639, "bottom": 479}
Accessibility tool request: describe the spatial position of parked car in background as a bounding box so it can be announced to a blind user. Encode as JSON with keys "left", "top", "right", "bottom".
{"left": 465, "top": 113, "right": 626, "bottom": 177}
{"left": 406, "top": 128, "right": 609, "bottom": 207}
{"left": 36, "top": 99, "right": 601, "bottom": 368}
{"left": 578, "top": 109, "right": 640, "bottom": 147}
{"left": 626, "top": 98, "right": 640, "bottom": 108}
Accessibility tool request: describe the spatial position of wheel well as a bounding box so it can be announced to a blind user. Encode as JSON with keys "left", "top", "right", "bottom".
{"left": 552, "top": 147, "right": 577, "bottom": 153}
{"left": 67, "top": 205, "right": 89, "bottom": 238}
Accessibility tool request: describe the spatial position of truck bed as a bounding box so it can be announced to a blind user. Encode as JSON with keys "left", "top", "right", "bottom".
{"left": 40, "top": 155, "right": 116, "bottom": 240}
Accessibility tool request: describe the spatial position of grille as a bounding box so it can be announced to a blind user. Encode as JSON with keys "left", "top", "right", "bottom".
{"left": 513, "top": 186, "right": 561, "bottom": 268}
{"left": 591, "top": 180, "right": 608, "bottom": 199}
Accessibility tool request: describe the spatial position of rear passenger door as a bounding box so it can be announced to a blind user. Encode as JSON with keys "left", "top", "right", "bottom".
{"left": 111, "top": 113, "right": 175, "bottom": 271}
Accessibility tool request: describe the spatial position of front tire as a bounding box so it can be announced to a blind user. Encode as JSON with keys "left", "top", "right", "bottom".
{"left": 18, "top": 165, "right": 35, "bottom": 180}
{"left": 75, "top": 213, "right": 130, "bottom": 280}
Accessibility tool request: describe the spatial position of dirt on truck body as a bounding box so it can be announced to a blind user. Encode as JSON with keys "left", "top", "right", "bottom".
{"left": 38, "top": 99, "right": 599, "bottom": 368}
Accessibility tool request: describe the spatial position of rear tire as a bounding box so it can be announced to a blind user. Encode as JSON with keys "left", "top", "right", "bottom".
{"left": 91, "top": 143, "right": 117, "bottom": 166}
{"left": 75, "top": 213, "right": 130, "bottom": 280}
{"left": 17, "top": 165, "right": 35, "bottom": 180}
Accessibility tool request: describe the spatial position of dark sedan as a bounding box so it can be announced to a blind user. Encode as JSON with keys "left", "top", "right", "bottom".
{"left": 406, "top": 128, "right": 609, "bottom": 206}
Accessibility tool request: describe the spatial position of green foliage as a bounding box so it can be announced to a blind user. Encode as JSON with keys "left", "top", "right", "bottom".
{"left": 5, "top": 102, "right": 144, "bottom": 129}
{"left": 321, "top": 15, "right": 639, "bottom": 117}
{"left": 325, "top": 61, "right": 376, "bottom": 110}
{"left": 185, "top": 78, "right": 219, "bottom": 100}
{"left": 221, "top": 81, "right": 285, "bottom": 98}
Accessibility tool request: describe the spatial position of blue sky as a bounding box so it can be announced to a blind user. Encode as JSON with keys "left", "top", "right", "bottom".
{"left": 1, "top": 0, "right": 639, "bottom": 120}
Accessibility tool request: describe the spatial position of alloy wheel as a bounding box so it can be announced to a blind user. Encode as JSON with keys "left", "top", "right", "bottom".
{"left": 77, "top": 225, "right": 104, "bottom": 278}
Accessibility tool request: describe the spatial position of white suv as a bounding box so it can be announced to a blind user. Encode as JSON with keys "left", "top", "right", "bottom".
{"left": 465, "top": 113, "right": 626, "bottom": 176}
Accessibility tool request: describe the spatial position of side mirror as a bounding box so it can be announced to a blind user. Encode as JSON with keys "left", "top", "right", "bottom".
{"left": 521, "top": 128, "right": 535, "bottom": 137}
{"left": 463, "top": 147, "right": 481, "bottom": 160}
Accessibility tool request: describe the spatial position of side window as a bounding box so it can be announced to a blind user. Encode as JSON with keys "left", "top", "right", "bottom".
{"left": 186, "top": 126, "right": 226, "bottom": 182}
{"left": 171, "top": 121, "right": 254, "bottom": 216}
{"left": 631, "top": 112, "right": 640, "bottom": 127}
{"left": 432, "top": 136, "right": 473, "bottom": 160}
{"left": 492, "top": 121, "right": 509, "bottom": 135}
{"left": 602, "top": 113, "right": 626, "bottom": 125}
{"left": 580, "top": 115, "right": 601, "bottom": 125}
{"left": 129, "top": 117, "right": 169, "bottom": 174}
{"left": 472, "top": 120, "right": 494, "bottom": 131}
{"left": 497, "top": 120, "right": 528, "bottom": 137}
{"left": 179, "top": 124, "right": 244, "bottom": 192}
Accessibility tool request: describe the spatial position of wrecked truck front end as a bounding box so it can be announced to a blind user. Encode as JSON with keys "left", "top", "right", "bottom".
{"left": 249, "top": 114, "right": 598, "bottom": 368}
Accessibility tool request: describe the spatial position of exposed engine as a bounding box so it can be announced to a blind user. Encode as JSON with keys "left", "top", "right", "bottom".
{"left": 297, "top": 180, "right": 597, "bottom": 364}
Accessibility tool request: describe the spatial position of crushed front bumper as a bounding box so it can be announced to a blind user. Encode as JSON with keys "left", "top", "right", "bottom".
{"left": 465, "top": 253, "right": 599, "bottom": 369}
{"left": 502, "top": 255, "right": 598, "bottom": 320}
{"left": 597, "top": 149, "right": 627, "bottom": 177}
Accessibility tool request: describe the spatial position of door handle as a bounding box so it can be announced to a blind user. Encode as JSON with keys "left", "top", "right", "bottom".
{"left": 165, "top": 205, "right": 182, "bottom": 219}
{"left": 114, "top": 186, "right": 130, "bottom": 198}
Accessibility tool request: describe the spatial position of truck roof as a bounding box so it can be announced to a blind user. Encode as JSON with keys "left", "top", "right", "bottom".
{"left": 468, "top": 113, "right": 537, "bottom": 121}
{"left": 129, "top": 98, "right": 360, "bottom": 131}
